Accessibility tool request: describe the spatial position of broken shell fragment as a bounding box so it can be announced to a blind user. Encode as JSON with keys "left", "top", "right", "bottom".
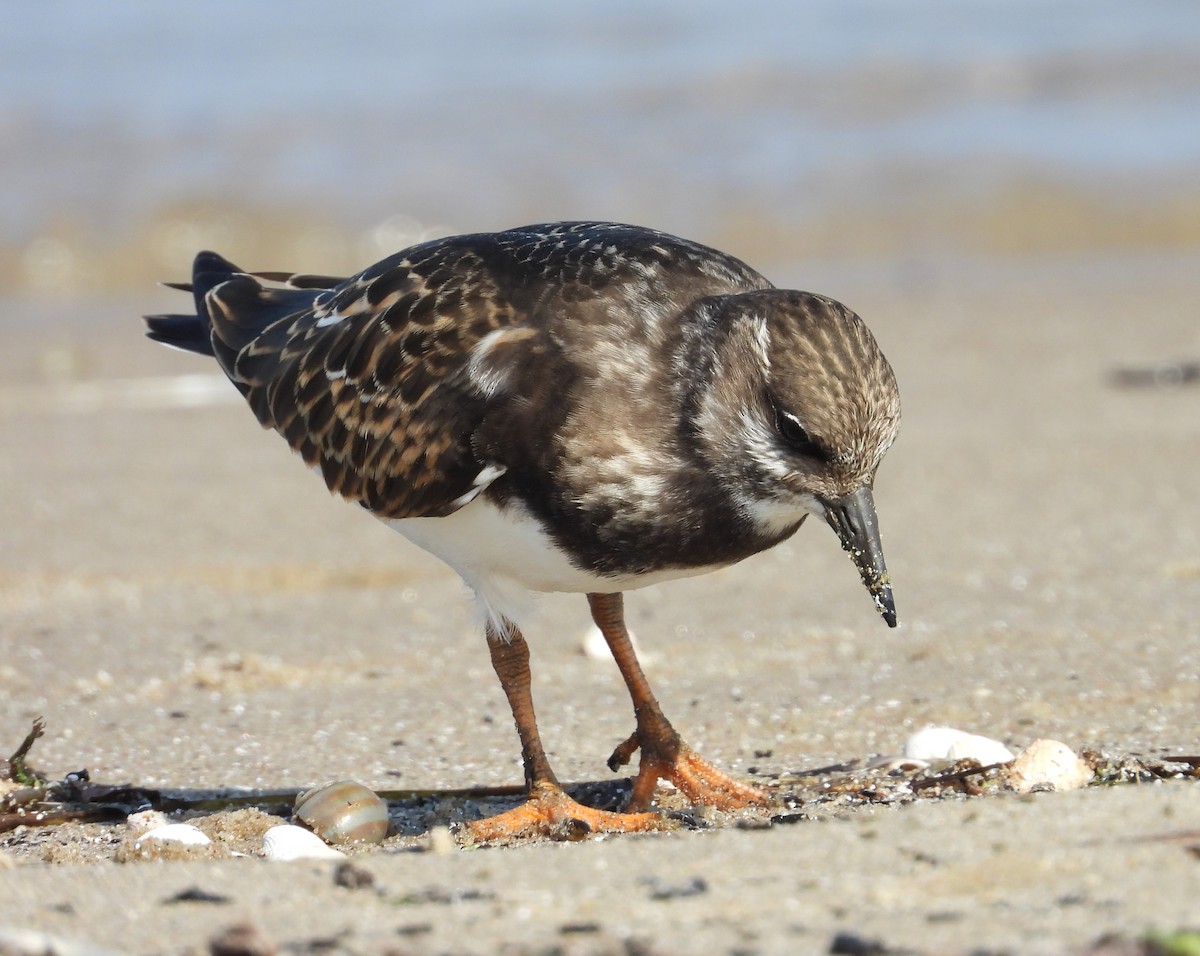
{"left": 904, "top": 726, "right": 1015, "bottom": 764}
{"left": 137, "top": 823, "right": 211, "bottom": 847}
{"left": 1007, "top": 739, "right": 1093, "bottom": 793}
{"left": 262, "top": 824, "right": 346, "bottom": 861}
{"left": 293, "top": 780, "right": 389, "bottom": 846}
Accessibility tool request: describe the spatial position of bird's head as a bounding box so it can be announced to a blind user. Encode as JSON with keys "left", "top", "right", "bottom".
{"left": 690, "top": 289, "right": 901, "bottom": 626}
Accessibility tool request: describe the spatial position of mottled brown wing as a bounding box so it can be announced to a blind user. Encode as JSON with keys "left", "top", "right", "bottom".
{"left": 203, "top": 222, "right": 772, "bottom": 521}
{"left": 206, "top": 241, "right": 525, "bottom": 519}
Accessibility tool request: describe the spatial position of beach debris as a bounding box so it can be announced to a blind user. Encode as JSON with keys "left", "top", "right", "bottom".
{"left": 829, "top": 929, "right": 903, "bottom": 954}
{"left": 293, "top": 780, "right": 389, "bottom": 845}
{"left": 559, "top": 922, "right": 602, "bottom": 936}
{"left": 125, "top": 809, "right": 171, "bottom": 834}
{"left": 1109, "top": 360, "right": 1200, "bottom": 389}
{"left": 137, "top": 822, "right": 212, "bottom": 847}
{"left": 1161, "top": 755, "right": 1200, "bottom": 779}
{"left": 643, "top": 875, "right": 709, "bottom": 901}
{"left": 910, "top": 761, "right": 1007, "bottom": 796}
{"left": 1, "top": 717, "right": 47, "bottom": 788}
{"left": 0, "top": 925, "right": 123, "bottom": 956}
{"left": 1, "top": 721, "right": 50, "bottom": 821}
{"left": 117, "top": 817, "right": 220, "bottom": 863}
{"left": 163, "top": 886, "right": 233, "bottom": 905}
{"left": 208, "top": 921, "right": 277, "bottom": 956}
{"left": 1007, "top": 739, "right": 1094, "bottom": 793}
{"left": 395, "top": 885, "right": 495, "bottom": 905}
{"left": 333, "top": 860, "right": 376, "bottom": 890}
{"left": 426, "top": 824, "right": 456, "bottom": 855}
{"left": 903, "top": 726, "right": 1015, "bottom": 765}
{"left": 262, "top": 824, "right": 346, "bottom": 861}
{"left": 1, "top": 723, "right": 133, "bottom": 832}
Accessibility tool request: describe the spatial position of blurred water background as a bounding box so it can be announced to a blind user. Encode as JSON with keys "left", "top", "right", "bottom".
{"left": 2, "top": 0, "right": 1199, "bottom": 299}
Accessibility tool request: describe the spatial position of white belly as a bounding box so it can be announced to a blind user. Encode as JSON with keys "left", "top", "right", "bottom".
{"left": 382, "top": 497, "right": 717, "bottom": 629}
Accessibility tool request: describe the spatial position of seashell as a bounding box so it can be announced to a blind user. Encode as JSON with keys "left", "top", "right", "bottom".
{"left": 1007, "top": 739, "right": 1093, "bottom": 793}
{"left": 580, "top": 624, "right": 650, "bottom": 663}
{"left": 262, "top": 824, "right": 346, "bottom": 861}
{"left": 293, "top": 780, "right": 389, "bottom": 845}
{"left": 946, "top": 734, "right": 1016, "bottom": 765}
{"left": 137, "top": 823, "right": 211, "bottom": 847}
{"left": 904, "top": 726, "right": 1015, "bottom": 764}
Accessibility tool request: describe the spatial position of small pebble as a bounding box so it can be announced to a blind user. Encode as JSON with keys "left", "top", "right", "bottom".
{"left": 644, "top": 875, "right": 708, "bottom": 900}
{"left": 163, "top": 887, "right": 232, "bottom": 905}
{"left": 333, "top": 860, "right": 376, "bottom": 890}
{"left": 1008, "top": 739, "right": 1093, "bottom": 793}
{"left": 262, "top": 825, "right": 346, "bottom": 861}
{"left": 208, "top": 921, "right": 276, "bottom": 956}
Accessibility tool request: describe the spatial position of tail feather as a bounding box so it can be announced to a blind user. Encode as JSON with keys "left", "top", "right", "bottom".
{"left": 143, "top": 250, "right": 245, "bottom": 356}
{"left": 145, "top": 251, "right": 321, "bottom": 373}
{"left": 144, "top": 313, "right": 213, "bottom": 355}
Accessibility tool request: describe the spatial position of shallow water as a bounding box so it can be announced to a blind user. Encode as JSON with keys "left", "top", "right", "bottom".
{"left": 3, "top": 0, "right": 1199, "bottom": 295}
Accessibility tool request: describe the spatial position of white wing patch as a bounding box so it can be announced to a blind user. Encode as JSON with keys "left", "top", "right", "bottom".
{"left": 447, "top": 462, "right": 508, "bottom": 510}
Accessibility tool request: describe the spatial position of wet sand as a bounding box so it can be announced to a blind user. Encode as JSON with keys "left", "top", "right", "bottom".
{"left": 1, "top": 254, "right": 1198, "bottom": 953}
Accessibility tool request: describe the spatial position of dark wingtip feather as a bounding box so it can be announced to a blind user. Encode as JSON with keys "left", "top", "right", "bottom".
{"left": 252, "top": 270, "right": 349, "bottom": 290}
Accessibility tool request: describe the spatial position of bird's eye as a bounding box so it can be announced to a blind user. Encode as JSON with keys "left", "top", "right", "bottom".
{"left": 775, "top": 408, "right": 816, "bottom": 453}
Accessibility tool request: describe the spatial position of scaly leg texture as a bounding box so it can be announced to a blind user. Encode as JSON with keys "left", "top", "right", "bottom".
{"left": 588, "top": 592, "right": 768, "bottom": 812}
{"left": 463, "top": 619, "right": 669, "bottom": 842}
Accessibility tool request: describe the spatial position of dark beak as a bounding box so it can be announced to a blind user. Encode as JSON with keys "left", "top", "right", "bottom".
{"left": 822, "top": 486, "right": 897, "bottom": 628}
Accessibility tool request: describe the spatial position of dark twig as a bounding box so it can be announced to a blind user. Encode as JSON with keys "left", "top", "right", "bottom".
{"left": 2, "top": 717, "right": 46, "bottom": 786}
{"left": 910, "top": 761, "right": 1010, "bottom": 795}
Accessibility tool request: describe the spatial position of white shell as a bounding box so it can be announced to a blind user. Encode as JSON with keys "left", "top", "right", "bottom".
{"left": 137, "top": 823, "right": 211, "bottom": 847}
{"left": 294, "top": 781, "right": 389, "bottom": 845}
{"left": 1008, "top": 739, "right": 1093, "bottom": 793}
{"left": 262, "top": 824, "right": 346, "bottom": 861}
{"left": 904, "top": 726, "right": 1015, "bottom": 764}
{"left": 580, "top": 624, "right": 648, "bottom": 662}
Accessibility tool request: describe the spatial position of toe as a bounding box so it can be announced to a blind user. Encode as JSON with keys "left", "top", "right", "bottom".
{"left": 628, "top": 741, "right": 768, "bottom": 812}
{"left": 463, "top": 784, "right": 673, "bottom": 844}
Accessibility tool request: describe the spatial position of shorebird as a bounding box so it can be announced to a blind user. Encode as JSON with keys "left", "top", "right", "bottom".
{"left": 145, "top": 221, "right": 900, "bottom": 841}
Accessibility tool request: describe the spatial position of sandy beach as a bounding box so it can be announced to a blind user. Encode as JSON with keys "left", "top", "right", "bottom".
{"left": 3, "top": 3, "right": 1200, "bottom": 952}
{"left": 1, "top": 252, "right": 1197, "bottom": 954}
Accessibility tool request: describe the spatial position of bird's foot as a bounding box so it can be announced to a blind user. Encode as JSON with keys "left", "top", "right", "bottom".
{"left": 461, "top": 781, "right": 673, "bottom": 844}
{"left": 610, "top": 730, "right": 768, "bottom": 812}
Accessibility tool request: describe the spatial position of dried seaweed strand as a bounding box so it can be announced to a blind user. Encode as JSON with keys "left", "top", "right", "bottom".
{"left": 2, "top": 717, "right": 46, "bottom": 786}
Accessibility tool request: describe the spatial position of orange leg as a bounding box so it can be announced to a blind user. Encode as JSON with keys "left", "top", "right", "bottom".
{"left": 463, "top": 619, "right": 669, "bottom": 843}
{"left": 588, "top": 592, "right": 768, "bottom": 812}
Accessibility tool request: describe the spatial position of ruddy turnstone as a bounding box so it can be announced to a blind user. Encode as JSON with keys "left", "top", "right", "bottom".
{"left": 145, "top": 221, "right": 900, "bottom": 840}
